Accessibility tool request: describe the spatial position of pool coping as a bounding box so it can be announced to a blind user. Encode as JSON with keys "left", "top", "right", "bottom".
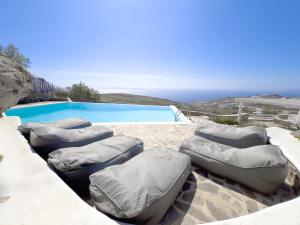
{"left": 2, "top": 101, "right": 69, "bottom": 116}
{"left": 3, "top": 101, "right": 192, "bottom": 125}
{"left": 6, "top": 101, "right": 69, "bottom": 109}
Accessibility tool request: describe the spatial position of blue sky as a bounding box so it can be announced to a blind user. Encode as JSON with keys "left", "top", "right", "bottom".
{"left": 1, "top": 0, "right": 300, "bottom": 92}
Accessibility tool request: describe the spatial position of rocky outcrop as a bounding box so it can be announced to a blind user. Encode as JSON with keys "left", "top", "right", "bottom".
{"left": 0, "top": 55, "right": 32, "bottom": 114}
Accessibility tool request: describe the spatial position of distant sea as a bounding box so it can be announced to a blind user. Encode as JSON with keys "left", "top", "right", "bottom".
{"left": 125, "top": 89, "right": 300, "bottom": 103}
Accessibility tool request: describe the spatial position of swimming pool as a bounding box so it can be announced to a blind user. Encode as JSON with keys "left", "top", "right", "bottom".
{"left": 4, "top": 102, "right": 187, "bottom": 124}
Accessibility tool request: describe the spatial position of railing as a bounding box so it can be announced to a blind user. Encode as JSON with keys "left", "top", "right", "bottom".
{"left": 175, "top": 110, "right": 181, "bottom": 121}
{"left": 179, "top": 105, "right": 191, "bottom": 117}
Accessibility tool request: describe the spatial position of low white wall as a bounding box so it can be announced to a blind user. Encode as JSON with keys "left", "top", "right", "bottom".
{"left": 0, "top": 117, "right": 125, "bottom": 225}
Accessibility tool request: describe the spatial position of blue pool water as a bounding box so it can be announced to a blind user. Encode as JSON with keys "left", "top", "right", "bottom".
{"left": 5, "top": 102, "right": 179, "bottom": 124}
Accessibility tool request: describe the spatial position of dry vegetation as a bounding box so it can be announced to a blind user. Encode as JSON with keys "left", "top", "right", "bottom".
{"left": 100, "top": 93, "right": 189, "bottom": 109}
{"left": 210, "top": 116, "right": 239, "bottom": 125}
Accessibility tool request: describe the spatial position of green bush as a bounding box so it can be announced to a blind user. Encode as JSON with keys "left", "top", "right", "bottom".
{"left": 0, "top": 154, "right": 3, "bottom": 162}
{"left": 56, "top": 82, "right": 101, "bottom": 103}
{"left": 297, "top": 135, "right": 300, "bottom": 141}
{"left": 210, "top": 116, "right": 239, "bottom": 125}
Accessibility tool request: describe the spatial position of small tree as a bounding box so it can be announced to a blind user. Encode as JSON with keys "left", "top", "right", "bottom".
{"left": 0, "top": 43, "right": 31, "bottom": 68}
{"left": 65, "top": 82, "right": 101, "bottom": 102}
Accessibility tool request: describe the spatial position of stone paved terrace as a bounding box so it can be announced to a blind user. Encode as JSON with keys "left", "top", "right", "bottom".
{"left": 101, "top": 117, "right": 300, "bottom": 225}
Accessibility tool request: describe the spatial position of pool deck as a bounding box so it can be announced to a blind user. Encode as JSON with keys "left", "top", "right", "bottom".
{"left": 0, "top": 115, "right": 299, "bottom": 225}
{"left": 104, "top": 117, "right": 299, "bottom": 225}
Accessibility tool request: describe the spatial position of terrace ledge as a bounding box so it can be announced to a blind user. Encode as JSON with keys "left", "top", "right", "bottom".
{"left": 0, "top": 116, "right": 127, "bottom": 225}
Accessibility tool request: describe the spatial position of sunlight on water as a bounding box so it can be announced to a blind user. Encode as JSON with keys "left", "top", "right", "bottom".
{"left": 5, "top": 102, "right": 179, "bottom": 124}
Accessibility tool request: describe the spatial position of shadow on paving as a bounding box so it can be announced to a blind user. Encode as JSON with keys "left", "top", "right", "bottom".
{"left": 160, "top": 165, "right": 299, "bottom": 225}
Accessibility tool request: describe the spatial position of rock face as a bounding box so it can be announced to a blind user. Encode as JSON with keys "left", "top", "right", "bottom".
{"left": 0, "top": 55, "right": 32, "bottom": 114}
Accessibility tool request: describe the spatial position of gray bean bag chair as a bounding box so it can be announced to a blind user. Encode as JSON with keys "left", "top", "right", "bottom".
{"left": 195, "top": 120, "right": 268, "bottom": 148}
{"left": 89, "top": 147, "right": 191, "bottom": 224}
{"left": 179, "top": 136, "right": 288, "bottom": 194}
{"left": 48, "top": 135, "right": 143, "bottom": 193}
{"left": 30, "top": 125, "right": 113, "bottom": 159}
{"left": 18, "top": 118, "right": 91, "bottom": 140}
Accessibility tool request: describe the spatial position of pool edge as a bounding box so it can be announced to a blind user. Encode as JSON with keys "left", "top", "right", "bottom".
{"left": 4, "top": 102, "right": 193, "bottom": 125}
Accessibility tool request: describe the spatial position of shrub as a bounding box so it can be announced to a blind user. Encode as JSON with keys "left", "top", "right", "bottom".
{"left": 56, "top": 82, "right": 101, "bottom": 102}
{"left": 0, "top": 154, "right": 3, "bottom": 162}
{"left": 210, "top": 116, "right": 239, "bottom": 125}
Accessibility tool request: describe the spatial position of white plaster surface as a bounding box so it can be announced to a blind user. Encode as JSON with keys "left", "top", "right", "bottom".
{"left": 0, "top": 117, "right": 123, "bottom": 225}
{"left": 267, "top": 127, "right": 300, "bottom": 171}
{"left": 170, "top": 105, "right": 192, "bottom": 123}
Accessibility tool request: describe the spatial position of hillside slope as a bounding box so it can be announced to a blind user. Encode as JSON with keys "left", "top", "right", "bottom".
{"left": 100, "top": 93, "right": 188, "bottom": 108}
